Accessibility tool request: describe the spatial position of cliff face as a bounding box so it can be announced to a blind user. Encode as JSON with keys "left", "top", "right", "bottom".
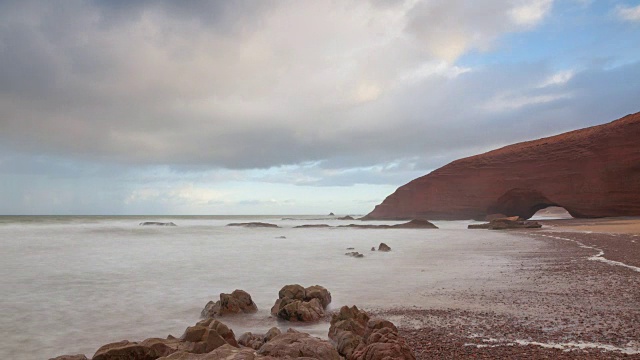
{"left": 364, "top": 112, "right": 640, "bottom": 220}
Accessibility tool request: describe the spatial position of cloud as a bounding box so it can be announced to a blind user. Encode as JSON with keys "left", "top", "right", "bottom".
{"left": 615, "top": 4, "right": 640, "bottom": 22}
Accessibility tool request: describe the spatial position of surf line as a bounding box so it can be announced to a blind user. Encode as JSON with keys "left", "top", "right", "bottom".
{"left": 537, "top": 233, "right": 640, "bottom": 273}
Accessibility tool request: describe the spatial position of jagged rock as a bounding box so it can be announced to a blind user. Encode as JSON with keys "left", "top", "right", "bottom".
{"left": 329, "top": 306, "right": 415, "bottom": 360}
{"left": 238, "top": 327, "right": 282, "bottom": 350}
{"left": 257, "top": 332, "right": 341, "bottom": 360}
{"left": 201, "top": 289, "right": 258, "bottom": 318}
{"left": 271, "top": 285, "right": 331, "bottom": 322}
{"left": 139, "top": 222, "right": 177, "bottom": 226}
{"left": 226, "top": 222, "right": 279, "bottom": 228}
{"left": 364, "top": 112, "right": 640, "bottom": 220}
{"left": 377, "top": 243, "right": 391, "bottom": 252}
{"left": 49, "top": 355, "right": 88, "bottom": 360}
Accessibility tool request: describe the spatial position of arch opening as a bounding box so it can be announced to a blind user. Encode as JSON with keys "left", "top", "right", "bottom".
{"left": 487, "top": 188, "right": 565, "bottom": 220}
{"left": 530, "top": 206, "right": 573, "bottom": 220}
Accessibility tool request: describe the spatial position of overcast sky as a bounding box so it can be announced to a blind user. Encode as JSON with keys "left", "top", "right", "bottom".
{"left": 1, "top": 0, "right": 639, "bottom": 215}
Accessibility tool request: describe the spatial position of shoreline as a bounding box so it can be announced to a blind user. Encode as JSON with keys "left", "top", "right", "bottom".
{"left": 374, "top": 218, "right": 640, "bottom": 359}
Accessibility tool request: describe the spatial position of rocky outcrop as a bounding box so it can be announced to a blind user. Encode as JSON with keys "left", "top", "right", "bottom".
{"left": 270, "top": 285, "right": 332, "bottom": 322}
{"left": 337, "top": 216, "right": 355, "bottom": 220}
{"left": 139, "top": 222, "right": 177, "bottom": 226}
{"left": 364, "top": 112, "right": 640, "bottom": 220}
{"left": 338, "top": 219, "right": 438, "bottom": 229}
{"left": 294, "top": 224, "right": 331, "bottom": 228}
{"left": 201, "top": 289, "right": 258, "bottom": 318}
{"left": 329, "top": 306, "right": 415, "bottom": 360}
{"left": 345, "top": 251, "right": 364, "bottom": 258}
{"left": 227, "top": 222, "right": 279, "bottom": 228}
{"left": 468, "top": 217, "right": 542, "bottom": 230}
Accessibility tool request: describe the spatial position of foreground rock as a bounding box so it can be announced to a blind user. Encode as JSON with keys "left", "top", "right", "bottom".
{"left": 329, "top": 305, "right": 415, "bottom": 360}
{"left": 139, "top": 222, "right": 177, "bottom": 226}
{"left": 364, "top": 112, "right": 640, "bottom": 220}
{"left": 271, "top": 285, "right": 331, "bottom": 322}
{"left": 201, "top": 289, "right": 258, "bottom": 318}
{"left": 257, "top": 331, "right": 341, "bottom": 359}
{"left": 227, "top": 222, "right": 279, "bottom": 228}
{"left": 238, "top": 327, "right": 282, "bottom": 350}
{"left": 468, "top": 217, "right": 542, "bottom": 230}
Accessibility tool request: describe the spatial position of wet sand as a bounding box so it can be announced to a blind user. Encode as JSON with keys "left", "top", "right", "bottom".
{"left": 371, "top": 219, "right": 640, "bottom": 359}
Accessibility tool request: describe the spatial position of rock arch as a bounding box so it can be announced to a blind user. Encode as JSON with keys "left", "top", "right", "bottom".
{"left": 487, "top": 188, "right": 573, "bottom": 220}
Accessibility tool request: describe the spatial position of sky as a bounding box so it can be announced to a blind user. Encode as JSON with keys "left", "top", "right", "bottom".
{"left": 1, "top": 0, "right": 639, "bottom": 215}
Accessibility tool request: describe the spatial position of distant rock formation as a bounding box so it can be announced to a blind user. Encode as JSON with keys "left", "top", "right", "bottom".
{"left": 226, "top": 222, "right": 279, "bottom": 228}
{"left": 139, "top": 222, "right": 177, "bottom": 226}
{"left": 364, "top": 112, "right": 640, "bottom": 220}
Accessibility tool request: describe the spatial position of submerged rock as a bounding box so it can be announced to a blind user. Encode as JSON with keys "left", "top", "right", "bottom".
{"left": 345, "top": 252, "right": 364, "bottom": 258}
{"left": 294, "top": 224, "right": 331, "bottom": 228}
{"left": 226, "top": 222, "right": 279, "bottom": 228}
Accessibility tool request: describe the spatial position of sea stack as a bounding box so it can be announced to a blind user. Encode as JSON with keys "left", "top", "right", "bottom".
{"left": 364, "top": 112, "right": 640, "bottom": 220}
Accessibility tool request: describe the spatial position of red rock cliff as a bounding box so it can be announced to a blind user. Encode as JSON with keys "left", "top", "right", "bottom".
{"left": 364, "top": 112, "right": 640, "bottom": 220}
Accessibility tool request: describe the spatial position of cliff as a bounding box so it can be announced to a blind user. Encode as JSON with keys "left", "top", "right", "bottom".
{"left": 364, "top": 112, "right": 640, "bottom": 220}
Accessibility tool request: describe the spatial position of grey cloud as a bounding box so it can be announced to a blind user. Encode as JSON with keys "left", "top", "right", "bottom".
{"left": 0, "top": 0, "right": 639, "bottom": 180}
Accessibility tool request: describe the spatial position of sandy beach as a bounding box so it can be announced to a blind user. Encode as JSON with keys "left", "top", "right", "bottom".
{"left": 375, "top": 217, "right": 640, "bottom": 359}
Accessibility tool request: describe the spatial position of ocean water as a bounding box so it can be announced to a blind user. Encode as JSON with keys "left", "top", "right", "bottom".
{"left": 0, "top": 215, "right": 531, "bottom": 359}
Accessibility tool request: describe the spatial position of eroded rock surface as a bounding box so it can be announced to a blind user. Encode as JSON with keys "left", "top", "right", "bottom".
{"left": 271, "top": 285, "right": 331, "bottom": 322}
{"left": 364, "top": 112, "right": 640, "bottom": 220}
{"left": 257, "top": 332, "right": 341, "bottom": 360}
{"left": 201, "top": 289, "right": 258, "bottom": 318}
{"left": 329, "top": 306, "right": 415, "bottom": 360}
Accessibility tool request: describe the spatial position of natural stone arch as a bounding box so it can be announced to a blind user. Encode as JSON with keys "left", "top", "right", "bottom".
{"left": 487, "top": 188, "right": 561, "bottom": 220}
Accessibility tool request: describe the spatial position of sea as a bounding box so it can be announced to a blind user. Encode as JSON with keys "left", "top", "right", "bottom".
{"left": 0, "top": 215, "right": 534, "bottom": 359}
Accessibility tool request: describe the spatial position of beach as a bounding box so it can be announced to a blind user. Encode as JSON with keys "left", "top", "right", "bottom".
{"left": 378, "top": 217, "right": 640, "bottom": 359}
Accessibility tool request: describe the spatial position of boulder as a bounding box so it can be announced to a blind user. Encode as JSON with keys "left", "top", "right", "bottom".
{"left": 275, "top": 298, "right": 324, "bottom": 322}
{"left": 257, "top": 332, "right": 341, "bottom": 360}
{"left": 226, "top": 222, "right": 279, "bottom": 228}
{"left": 370, "top": 247, "right": 375, "bottom": 251}
{"left": 271, "top": 285, "right": 331, "bottom": 322}
{"left": 364, "top": 112, "right": 640, "bottom": 220}
{"left": 329, "top": 306, "right": 370, "bottom": 340}
{"left": 201, "top": 289, "right": 258, "bottom": 318}
{"left": 377, "top": 243, "right": 391, "bottom": 252}
{"left": 157, "top": 345, "right": 258, "bottom": 359}
{"left": 304, "top": 285, "right": 332, "bottom": 308}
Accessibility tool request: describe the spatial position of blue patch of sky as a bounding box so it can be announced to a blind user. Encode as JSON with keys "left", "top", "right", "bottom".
{"left": 458, "top": 1, "right": 640, "bottom": 71}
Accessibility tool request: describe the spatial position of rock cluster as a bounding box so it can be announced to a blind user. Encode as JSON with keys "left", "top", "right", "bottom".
{"left": 468, "top": 216, "right": 542, "bottom": 230}
{"left": 51, "top": 287, "right": 413, "bottom": 360}
{"left": 329, "top": 305, "right": 416, "bottom": 360}
{"left": 364, "top": 112, "right": 640, "bottom": 220}
{"left": 270, "top": 284, "right": 332, "bottom": 322}
{"left": 201, "top": 289, "right": 258, "bottom": 318}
